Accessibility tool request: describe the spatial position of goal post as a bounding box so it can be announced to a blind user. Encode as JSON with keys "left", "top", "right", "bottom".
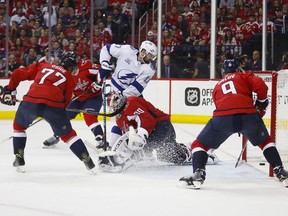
{"left": 242, "top": 70, "right": 288, "bottom": 176}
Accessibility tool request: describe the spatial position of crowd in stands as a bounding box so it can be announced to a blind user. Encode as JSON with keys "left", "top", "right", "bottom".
{"left": 1, "top": 0, "right": 288, "bottom": 78}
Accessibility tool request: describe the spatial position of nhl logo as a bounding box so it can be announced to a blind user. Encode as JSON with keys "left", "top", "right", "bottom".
{"left": 185, "top": 88, "right": 200, "bottom": 106}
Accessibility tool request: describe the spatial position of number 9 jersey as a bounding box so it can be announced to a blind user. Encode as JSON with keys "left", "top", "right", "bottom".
{"left": 6, "top": 62, "right": 75, "bottom": 108}
{"left": 212, "top": 72, "right": 268, "bottom": 116}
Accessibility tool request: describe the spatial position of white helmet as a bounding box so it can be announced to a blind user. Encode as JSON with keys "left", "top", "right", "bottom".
{"left": 139, "top": 40, "right": 157, "bottom": 62}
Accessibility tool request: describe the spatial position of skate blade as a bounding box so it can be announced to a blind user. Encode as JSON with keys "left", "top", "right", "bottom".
{"left": 177, "top": 180, "right": 201, "bottom": 189}
{"left": 89, "top": 167, "right": 98, "bottom": 175}
{"left": 42, "top": 145, "right": 57, "bottom": 149}
{"left": 282, "top": 179, "right": 288, "bottom": 187}
{"left": 99, "top": 164, "right": 123, "bottom": 173}
{"left": 15, "top": 166, "right": 25, "bottom": 173}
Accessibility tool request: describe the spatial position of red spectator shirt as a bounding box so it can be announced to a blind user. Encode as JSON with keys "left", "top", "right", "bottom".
{"left": 116, "top": 97, "right": 171, "bottom": 135}
{"left": 73, "top": 60, "right": 102, "bottom": 101}
{"left": 212, "top": 72, "right": 268, "bottom": 117}
{"left": 7, "top": 62, "right": 75, "bottom": 108}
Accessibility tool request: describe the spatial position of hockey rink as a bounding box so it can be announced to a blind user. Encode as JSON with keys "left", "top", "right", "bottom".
{"left": 0, "top": 119, "right": 287, "bottom": 216}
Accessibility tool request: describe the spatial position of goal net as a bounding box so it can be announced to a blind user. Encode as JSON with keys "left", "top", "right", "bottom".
{"left": 242, "top": 70, "right": 288, "bottom": 176}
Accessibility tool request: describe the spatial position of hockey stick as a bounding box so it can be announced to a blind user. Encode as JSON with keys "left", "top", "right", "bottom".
{"left": 102, "top": 78, "right": 107, "bottom": 146}
{"left": 235, "top": 135, "right": 248, "bottom": 168}
{"left": 0, "top": 118, "right": 43, "bottom": 144}
{"left": 66, "top": 103, "right": 125, "bottom": 117}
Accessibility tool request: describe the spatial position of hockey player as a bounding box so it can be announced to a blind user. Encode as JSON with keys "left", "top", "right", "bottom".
{"left": 99, "top": 40, "right": 157, "bottom": 97}
{"left": 97, "top": 91, "right": 219, "bottom": 172}
{"left": 1, "top": 52, "right": 96, "bottom": 173}
{"left": 94, "top": 40, "right": 157, "bottom": 151}
{"left": 178, "top": 59, "right": 288, "bottom": 189}
{"left": 42, "top": 59, "right": 109, "bottom": 147}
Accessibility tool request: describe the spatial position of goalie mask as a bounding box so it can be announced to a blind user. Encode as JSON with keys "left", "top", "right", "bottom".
{"left": 107, "top": 91, "right": 126, "bottom": 112}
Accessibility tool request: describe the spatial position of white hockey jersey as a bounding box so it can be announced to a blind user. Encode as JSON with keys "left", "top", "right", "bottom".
{"left": 99, "top": 44, "right": 156, "bottom": 97}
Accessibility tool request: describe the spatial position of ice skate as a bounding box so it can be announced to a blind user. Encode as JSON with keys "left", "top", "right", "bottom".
{"left": 43, "top": 135, "right": 60, "bottom": 148}
{"left": 95, "top": 135, "right": 109, "bottom": 153}
{"left": 13, "top": 153, "right": 25, "bottom": 173}
{"left": 82, "top": 155, "right": 97, "bottom": 174}
{"left": 207, "top": 153, "right": 221, "bottom": 165}
{"left": 178, "top": 169, "right": 206, "bottom": 189}
{"left": 98, "top": 155, "right": 123, "bottom": 173}
{"left": 273, "top": 166, "right": 288, "bottom": 187}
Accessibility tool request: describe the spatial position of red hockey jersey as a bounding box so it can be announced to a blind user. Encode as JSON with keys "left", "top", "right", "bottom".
{"left": 213, "top": 72, "right": 268, "bottom": 116}
{"left": 7, "top": 62, "right": 75, "bottom": 108}
{"left": 116, "top": 97, "right": 171, "bottom": 135}
{"left": 73, "top": 60, "right": 102, "bottom": 101}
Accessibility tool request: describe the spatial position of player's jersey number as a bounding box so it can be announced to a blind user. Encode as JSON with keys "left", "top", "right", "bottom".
{"left": 39, "top": 68, "right": 66, "bottom": 86}
{"left": 221, "top": 80, "right": 237, "bottom": 94}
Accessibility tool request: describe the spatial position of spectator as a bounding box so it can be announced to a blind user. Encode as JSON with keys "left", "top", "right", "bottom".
{"left": 58, "top": 31, "right": 69, "bottom": 48}
{"left": 76, "top": 37, "right": 90, "bottom": 60}
{"left": 239, "top": 54, "right": 250, "bottom": 72}
{"left": 176, "top": 15, "right": 189, "bottom": 40}
{"left": 58, "top": 0, "right": 75, "bottom": 18}
{"left": 26, "top": 36, "right": 43, "bottom": 58}
{"left": 219, "top": 0, "right": 235, "bottom": 9}
{"left": 248, "top": 50, "right": 262, "bottom": 71}
{"left": 38, "top": 48, "right": 55, "bottom": 63}
{"left": 111, "top": 6, "right": 129, "bottom": 44}
{"left": 185, "top": 22, "right": 200, "bottom": 45}
{"left": 11, "top": 38, "right": 25, "bottom": 64}
{"left": 32, "top": 20, "right": 44, "bottom": 40}
{"left": 277, "top": 52, "right": 288, "bottom": 70}
{"left": 92, "top": 28, "right": 105, "bottom": 61}
{"left": 161, "top": 54, "right": 179, "bottom": 78}
{"left": 23, "top": 48, "right": 38, "bottom": 67}
{"left": 162, "top": 28, "right": 177, "bottom": 55}
{"left": 38, "top": 28, "right": 49, "bottom": 50}
{"left": 43, "top": 5, "right": 58, "bottom": 28}
{"left": 192, "top": 52, "right": 210, "bottom": 78}
{"left": 51, "top": 41, "right": 64, "bottom": 59}
{"left": 1, "top": 54, "right": 22, "bottom": 77}
{"left": 10, "top": 8, "right": 27, "bottom": 26}
{"left": 64, "top": 41, "right": 77, "bottom": 52}
{"left": 17, "top": 18, "right": 33, "bottom": 38}
{"left": 147, "top": 31, "right": 157, "bottom": 44}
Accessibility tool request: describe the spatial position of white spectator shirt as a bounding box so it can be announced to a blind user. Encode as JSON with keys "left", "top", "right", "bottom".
{"left": 100, "top": 44, "right": 156, "bottom": 97}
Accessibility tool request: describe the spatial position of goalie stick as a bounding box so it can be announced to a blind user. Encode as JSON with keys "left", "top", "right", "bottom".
{"left": 66, "top": 103, "right": 125, "bottom": 117}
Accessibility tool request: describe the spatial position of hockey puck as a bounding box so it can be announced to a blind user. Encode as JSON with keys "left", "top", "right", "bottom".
{"left": 259, "top": 162, "right": 265, "bottom": 166}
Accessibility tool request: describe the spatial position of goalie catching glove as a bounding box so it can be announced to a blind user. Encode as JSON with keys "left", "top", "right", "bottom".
{"left": 255, "top": 98, "right": 269, "bottom": 117}
{"left": 1, "top": 86, "right": 17, "bottom": 106}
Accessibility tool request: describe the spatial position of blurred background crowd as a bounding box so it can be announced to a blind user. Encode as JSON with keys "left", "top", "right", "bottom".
{"left": 1, "top": 0, "right": 288, "bottom": 78}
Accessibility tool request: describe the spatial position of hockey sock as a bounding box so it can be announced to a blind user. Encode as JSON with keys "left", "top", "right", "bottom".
{"left": 70, "top": 139, "right": 91, "bottom": 161}
{"left": 192, "top": 151, "right": 208, "bottom": 172}
{"left": 13, "top": 136, "right": 26, "bottom": 155}
{"left": 91, "top": 124, "right": 103, "bottom": 138}
{"left": 263, "top": 146, "right": 283, "bottom": 168}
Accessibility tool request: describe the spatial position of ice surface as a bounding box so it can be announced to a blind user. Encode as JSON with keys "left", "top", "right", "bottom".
{"left": 0, "top": 120, "right": 287, "bottom": 216}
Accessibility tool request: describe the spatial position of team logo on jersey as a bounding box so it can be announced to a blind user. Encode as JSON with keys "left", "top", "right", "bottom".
{"left": 74, "top": 78, "right": 89, "bottom": 91}
{"left": 117, "top": 70, "right": 137, "bottom": 85}
{"left": 185, "top": 88, "right": 200, "bottom": 106}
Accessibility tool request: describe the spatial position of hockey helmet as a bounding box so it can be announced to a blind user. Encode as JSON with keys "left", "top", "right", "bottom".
{"left": 139, "top": 40, "right": 157, "bottom": 63}
{"left": 60, "top": 51, "right": 78, "bottom": 72}
{"left": 107, "top": 91, "right": 126, "bottom": 112}
{"left": 221, "top": 59, "right": 240, "bottom": 77}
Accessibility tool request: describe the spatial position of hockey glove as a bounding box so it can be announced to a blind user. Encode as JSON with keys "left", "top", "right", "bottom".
{"left": 1, "top": 86, "right": 17, "bottom": 106}
{"left": 99, "top": 61, "right": 114, "bottom": 79}
{"left": 89, "top": 81, "right": 102, "bottom": 93}
{"left": 127, "top": 127, "right": 147, "bottom": 151}
{"left": 255, "top": 98, "right": 269, "bottom": 117}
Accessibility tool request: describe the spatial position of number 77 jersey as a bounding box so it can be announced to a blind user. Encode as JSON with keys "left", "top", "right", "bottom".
{"left": 212, "top": 72, "right": 268, "bottom": 117}
{"left": 7, "top": 62, "right": 75, "bottom": 108}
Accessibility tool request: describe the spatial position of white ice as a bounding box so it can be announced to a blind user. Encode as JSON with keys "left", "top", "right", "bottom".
{"left": 0, "top": 119, "right": 287, "bottom": 216}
